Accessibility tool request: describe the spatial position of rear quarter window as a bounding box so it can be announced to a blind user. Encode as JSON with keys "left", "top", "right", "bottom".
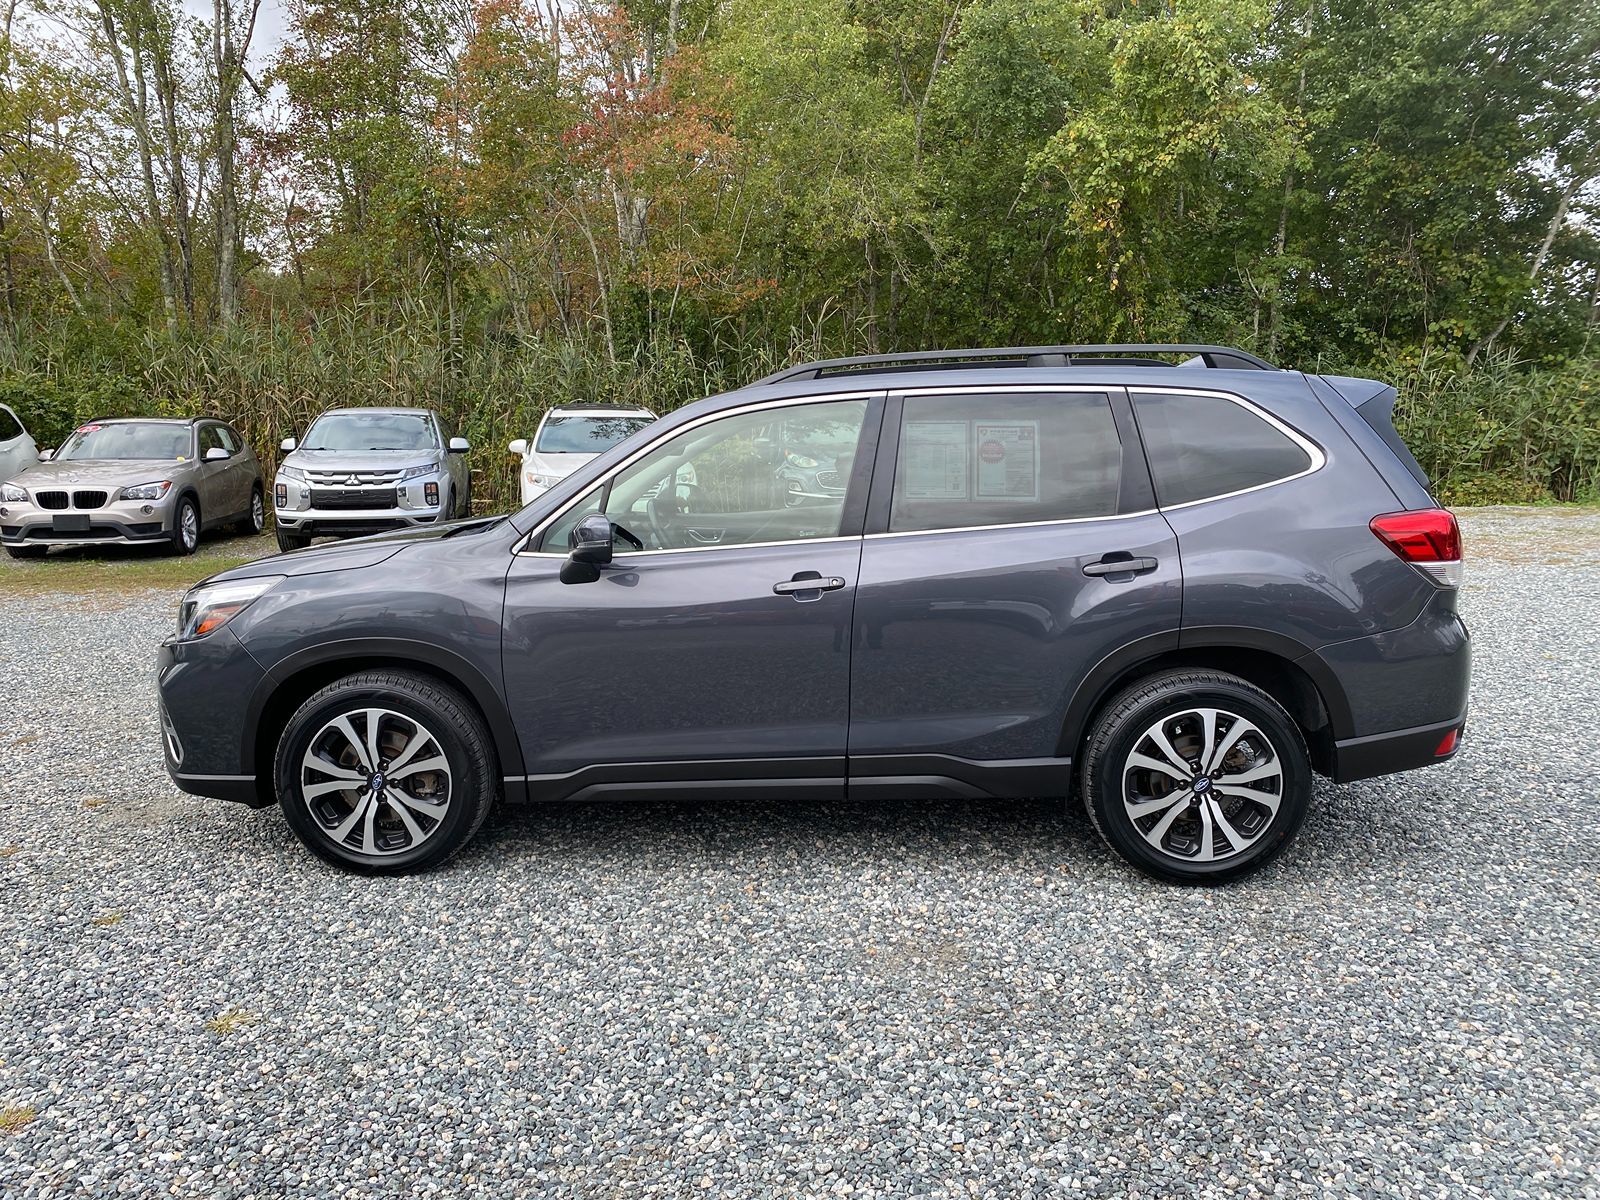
{"left": 1132, "top": 391, "right": 1314, "bottom": 507}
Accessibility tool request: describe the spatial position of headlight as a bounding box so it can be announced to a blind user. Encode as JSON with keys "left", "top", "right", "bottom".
{"left": 399, "top": 464, "right": 437, "bottom": 481}
{"left": 176, "top": 576, "right": 282, "bottom": 641}
{"left": 0, "top": 482, "right": 25, "bottom": 503}
{"left": 277, "top": 464, "right": 306, "bottom": 482}
{"left": 526, "top": 472, "right": 555, "bottom": 488}
{"left": 120, "top": 480, "right": 172, "bottom": 500}
{"left": 785, "top": 451, "right": 819, "bottom": 469}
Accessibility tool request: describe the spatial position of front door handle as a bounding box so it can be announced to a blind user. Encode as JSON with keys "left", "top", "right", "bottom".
{"left": 773, "top": 572, "right": 847, "bottom": 597}
{"left": 1082, "top": 555, "right": 1159, "bottom": 578}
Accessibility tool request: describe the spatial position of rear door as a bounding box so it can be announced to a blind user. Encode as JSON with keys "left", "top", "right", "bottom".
{"left": 849, "top": 386, "right": 1182, "bottom": 792}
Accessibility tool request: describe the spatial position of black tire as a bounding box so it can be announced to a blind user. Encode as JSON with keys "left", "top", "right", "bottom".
{"left": 275, "top": 525, "right": 312, "bottom": 553}
{"left": 168, "top": 494, "right": 200, "bottom": 556}
{"left": 1080, "top": 670, "right": 1311, "bottom": 885}
{"left": 4, "top": 544, "right": 46, "bottom": 560}
{"left": 274, "top": 670, "right": 498, "bottom": 874}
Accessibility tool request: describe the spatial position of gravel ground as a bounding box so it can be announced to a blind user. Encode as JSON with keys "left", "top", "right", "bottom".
{"left": 0, "top": 507, "right": 1597, "bottom": 1198}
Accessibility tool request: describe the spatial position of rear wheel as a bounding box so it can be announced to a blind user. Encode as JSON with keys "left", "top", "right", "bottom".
{"left": 235, "top": 486, "right": 266, "bottom": 536}
{"left": 167, "top": 496, "right": 200, "bottom": 556}
{"left": 4, "top": 544, "right": 46, "bottom": 560}
{"left": 1080, "top": 671, "right": 1311, "bottom": 884}
{"left": 274, "top": 670, "right": 497, "bottom": 874}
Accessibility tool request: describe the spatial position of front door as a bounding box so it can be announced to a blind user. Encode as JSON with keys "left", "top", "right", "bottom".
{"left": 501, "top": 393, "right": 882, "bottom": 800}
{"left": 849, "top": 387, "right": 1183, "bottom": 792}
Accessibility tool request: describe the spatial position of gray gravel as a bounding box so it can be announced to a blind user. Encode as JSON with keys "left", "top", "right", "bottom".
{"left": 1, "top": 507, "right": 1597, "bottom": 1198}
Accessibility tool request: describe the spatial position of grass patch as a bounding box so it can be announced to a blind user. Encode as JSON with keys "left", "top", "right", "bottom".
{"left": 82, "top": 796, "right": 109, "bottom": 810}
{"left": 0, "top": 1105, "right": 36, "bottom": 1134}
{"left": 92, "top": 911, "right": 125, "bottom": 927}
{"left": 0, "top": 550, "right": 264, "bottom": 599}
{"left": 0, "top": 846, "right": 18, "bottom": 858}
{"left": 204, "top": 1008, "right": 258, "bottom": 1036}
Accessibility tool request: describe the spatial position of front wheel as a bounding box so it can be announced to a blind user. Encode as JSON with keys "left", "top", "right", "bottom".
{"left": 1080, "top": 670, "right": 1311, "bottom": 884}
{"left": 275, "top": 525, "right": 311, "bottom": 553}
{"left": 274, "top": 670, "right": 498, "bottom": 874}
{"left": 168, "top": 496, "right": 200, "bottom": 556}
{"left": 4, "top": 544, "right": 46, "bottom": 560}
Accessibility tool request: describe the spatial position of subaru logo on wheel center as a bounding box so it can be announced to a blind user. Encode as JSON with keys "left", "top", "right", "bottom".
{"left": 369, "top": 773, "right": 385, "bottom": 792}
{"left": 1193, "top": 775, "right": 1213, "bottom": 794}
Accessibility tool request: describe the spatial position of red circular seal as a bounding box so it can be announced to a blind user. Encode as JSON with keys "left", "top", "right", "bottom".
{"left": 979, "top": 440, "right": 1005, "bottom": 464}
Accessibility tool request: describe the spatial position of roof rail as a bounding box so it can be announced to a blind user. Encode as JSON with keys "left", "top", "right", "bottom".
{"left": 753, "top": 344, "right": 1276, "bottom": 385}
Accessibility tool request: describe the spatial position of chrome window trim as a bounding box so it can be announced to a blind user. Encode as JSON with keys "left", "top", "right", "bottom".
{"left": 1130, "top": 385, "right": 1326, "bottom": 511}
{"left": 514, "top": 390, "right": 882, "bottom": 557}
{"left": 864, "top": 508, "right": 1158, "bottom": 542}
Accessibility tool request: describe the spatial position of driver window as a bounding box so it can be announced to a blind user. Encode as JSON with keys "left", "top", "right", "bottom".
{"left": 597, "top": 398, "right": 868, "bottom": 552}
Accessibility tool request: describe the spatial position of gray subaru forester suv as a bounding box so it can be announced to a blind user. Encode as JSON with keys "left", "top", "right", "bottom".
{"left": 157, "top": 345, "right": 1470, "bottom": 883}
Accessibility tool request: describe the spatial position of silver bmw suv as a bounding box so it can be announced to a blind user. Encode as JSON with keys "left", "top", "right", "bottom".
{"left": 1, "top": 417, "right": 264, "bottom": 559}
{"left": 272, "top": 407, "right": 471, "bottom": 551}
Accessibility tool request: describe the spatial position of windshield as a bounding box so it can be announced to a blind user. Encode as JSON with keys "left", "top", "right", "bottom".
{"left": 535, "top": 414, "right": 653, "bottom": 455}
{"left": 303, "top": 412, "right": 438, "bottom": 452}
{"left": 55, "top": 422, "right": 191, "bottom": 461}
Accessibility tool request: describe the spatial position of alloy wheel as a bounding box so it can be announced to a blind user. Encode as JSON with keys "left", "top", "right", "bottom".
{"left": 180, "top": 503, "right": 199, "bottom": 550}
{"left": 1121, "top": 707, "right": 1284, "bottom": 864}
{"left": 250, "top": 490, "right": 265, "bottom": 532}
{"left": 299, "top": 707, "right": 453, "bottom": 857}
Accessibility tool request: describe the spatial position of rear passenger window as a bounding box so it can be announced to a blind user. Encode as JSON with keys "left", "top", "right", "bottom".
{"left": 889, "top": 392, "right": 1122, "bottom": 533}
{"left": 1133, "top": 391, "right": 1313, "bottom": 507}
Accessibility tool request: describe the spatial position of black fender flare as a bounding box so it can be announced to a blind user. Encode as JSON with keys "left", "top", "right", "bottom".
{"left": 242, "top": 636, "right": 525, "bottom": 781}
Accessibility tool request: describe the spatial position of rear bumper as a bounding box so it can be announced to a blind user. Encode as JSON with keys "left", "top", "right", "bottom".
{"left": 1307, "top": 588, "right": 1471, "bottom": 783}
{"left": 1331, "top": 713, "right": 1466, "bottom": 783}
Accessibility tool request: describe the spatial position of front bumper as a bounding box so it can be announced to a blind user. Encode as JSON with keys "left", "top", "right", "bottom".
{"left": 2, "top": 495, "right": 174, "bottom": 546}
{"left": 158, "top": 624, "right": 270, "bottom": 806}
{"left": 275, "top": 475, "right": 446, "bottom": 537}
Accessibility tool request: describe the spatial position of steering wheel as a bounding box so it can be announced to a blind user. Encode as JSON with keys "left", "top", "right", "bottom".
{"left": 644, "top": 491, "right": 676, "bottom": 549}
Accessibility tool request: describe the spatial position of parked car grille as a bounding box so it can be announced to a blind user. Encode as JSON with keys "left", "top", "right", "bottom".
{"left": 310, "top": 487, "right": 398, "bottom": 511}
{"left": 815, "top": 470, "right": 844, "bottom": 490}
{"left": 33, "top": 490, "right": 110, "bottom": 510}
{"left": 306, "top": 469, "right": 407, "bottom": 486}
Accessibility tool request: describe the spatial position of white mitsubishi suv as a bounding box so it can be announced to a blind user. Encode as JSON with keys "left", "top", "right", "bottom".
{"left": 508, "top": 404, "right": 656, "bottom": 505}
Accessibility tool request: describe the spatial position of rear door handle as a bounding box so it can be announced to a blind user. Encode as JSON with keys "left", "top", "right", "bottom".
{"left": 1082, "top": 555, "right": 1159, "bottom": 578}
{"left": 773, "top": 573, "right": 847, "bottom": 597}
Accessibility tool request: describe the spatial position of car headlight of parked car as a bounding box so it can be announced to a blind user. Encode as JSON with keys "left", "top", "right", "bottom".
{"left": 277, "top": 464, "right": 306, "bottom": 482}
{"left": 398, "top": 464, "right": 437, "bottom": 481}
{"left": 526, "top": 471, "right": 557, "bottom": 489}
{"left": 0, "top": 482, "right": 25, "bottom": 503}
{"left": 176, "top": 576, "right": 283, "bottom": 641}
{"left": 120, "top": 480, "right": 173, "bottom": 501}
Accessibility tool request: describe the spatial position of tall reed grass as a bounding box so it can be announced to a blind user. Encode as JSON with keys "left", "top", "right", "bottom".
{"left": 2, "top": 317, "right": 1596, "bottom": 512}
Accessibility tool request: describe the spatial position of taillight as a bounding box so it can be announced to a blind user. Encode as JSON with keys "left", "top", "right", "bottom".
{"left": 1370, "top": 508, "right": 1462, "bottom": 587}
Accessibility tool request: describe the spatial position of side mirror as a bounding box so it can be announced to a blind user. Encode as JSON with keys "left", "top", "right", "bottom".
{"left": 38, "top": 448, "right": 54, "bottom": 462}
{"left": 448, "top": 437, "right": 470, "bottom": 454}
{"left": 203, "top": 446, "right": 230, "bottom": 462}
{"left": 508, "top": 438, "right": 528, "bottom": 457}
{"left": 280, "top": 437, "right": 297, "bottom": 453}
{"left": 560, "top": 513, "right": 613, "bottom": 584}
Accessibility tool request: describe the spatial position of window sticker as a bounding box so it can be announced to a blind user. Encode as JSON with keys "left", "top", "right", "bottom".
{"left": 901, "top": 420, "right": 970, "bottom": 499}
{"left": 974, "top": 421, "right": 1040, "bottom": 501}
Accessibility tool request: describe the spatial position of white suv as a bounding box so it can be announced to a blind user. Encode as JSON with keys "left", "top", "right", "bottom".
{"left": 509, "top": 404, "right": 656, "bottom": 506}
